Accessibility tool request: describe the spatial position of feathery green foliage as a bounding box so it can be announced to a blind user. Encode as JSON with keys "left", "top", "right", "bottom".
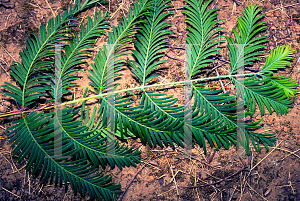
{"left": 0, "top": 0, "right": 298, "bottom": 200}
{"left": 227, "top": 3, "right": 296, "bottom": 117}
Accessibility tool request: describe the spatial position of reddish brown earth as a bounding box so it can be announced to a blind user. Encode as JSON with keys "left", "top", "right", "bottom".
{"left": 0, "top": 0, "right": 300, "bottom": 200}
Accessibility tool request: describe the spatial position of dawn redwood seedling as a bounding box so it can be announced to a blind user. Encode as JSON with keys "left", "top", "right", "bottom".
{"left": 0, "top": 0, "right": 298, "bottom": 200}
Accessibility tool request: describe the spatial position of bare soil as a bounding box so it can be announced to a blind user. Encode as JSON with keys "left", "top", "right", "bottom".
{"left": 0, "top": 0, "right": 300, "bottom": 200}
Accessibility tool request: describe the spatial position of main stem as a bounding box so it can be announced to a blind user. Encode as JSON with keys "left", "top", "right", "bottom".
{"left": 0, "top": 72, "right": 260, "bottom": 118}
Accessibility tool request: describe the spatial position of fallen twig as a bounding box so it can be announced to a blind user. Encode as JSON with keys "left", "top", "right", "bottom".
{"left": 164, "top": 149, "right": 179, "bottom": 196}
{"left": 175, "top": 148, "right": 220, "bottom": 169}
{"left": 0, "top": 153, "right": 14, "bottom": 171}
{"left": 278, "top": 148, "right": 300, "bottom": 161}
{"left": 250, "top": 141, "right": 283, "bottom": 171}
{"left": 228, "top": 185, "right": 237, "bottom": 201}
{"left": 140, "top": 160, "right": 162, "bottom": 171}
{"left": 10, "top": 164, "right": 26, "bottom": 174}
{"left": 1, "top": 187, "right": 21, "bottom": 199}
{"left": 44, "top": 0, "right": 56, "bottom": 17}
{"left": 5, "top": 13, "right": 11, "bottom": 28}
{"left": 28, "top": 2, "right": 42, "bottom": 10}
{"left": 247, "top": 182, "right": 268, "bottom": 201}
{"left": 180, "top": 164, "right": 248, "bottom": 189}
{"left": 76, "top": 9, "right": 90, "bottom": 32}
{"left": 1, "top": 44, "right": 17, "bottom": 62}
{"left": 110, "top": 2, "right": 123, "bottom": 20}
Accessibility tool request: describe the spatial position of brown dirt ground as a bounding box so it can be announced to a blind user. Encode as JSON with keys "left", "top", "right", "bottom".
{"left": 0, "top": 0, "right": 300, "bottom": 200}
